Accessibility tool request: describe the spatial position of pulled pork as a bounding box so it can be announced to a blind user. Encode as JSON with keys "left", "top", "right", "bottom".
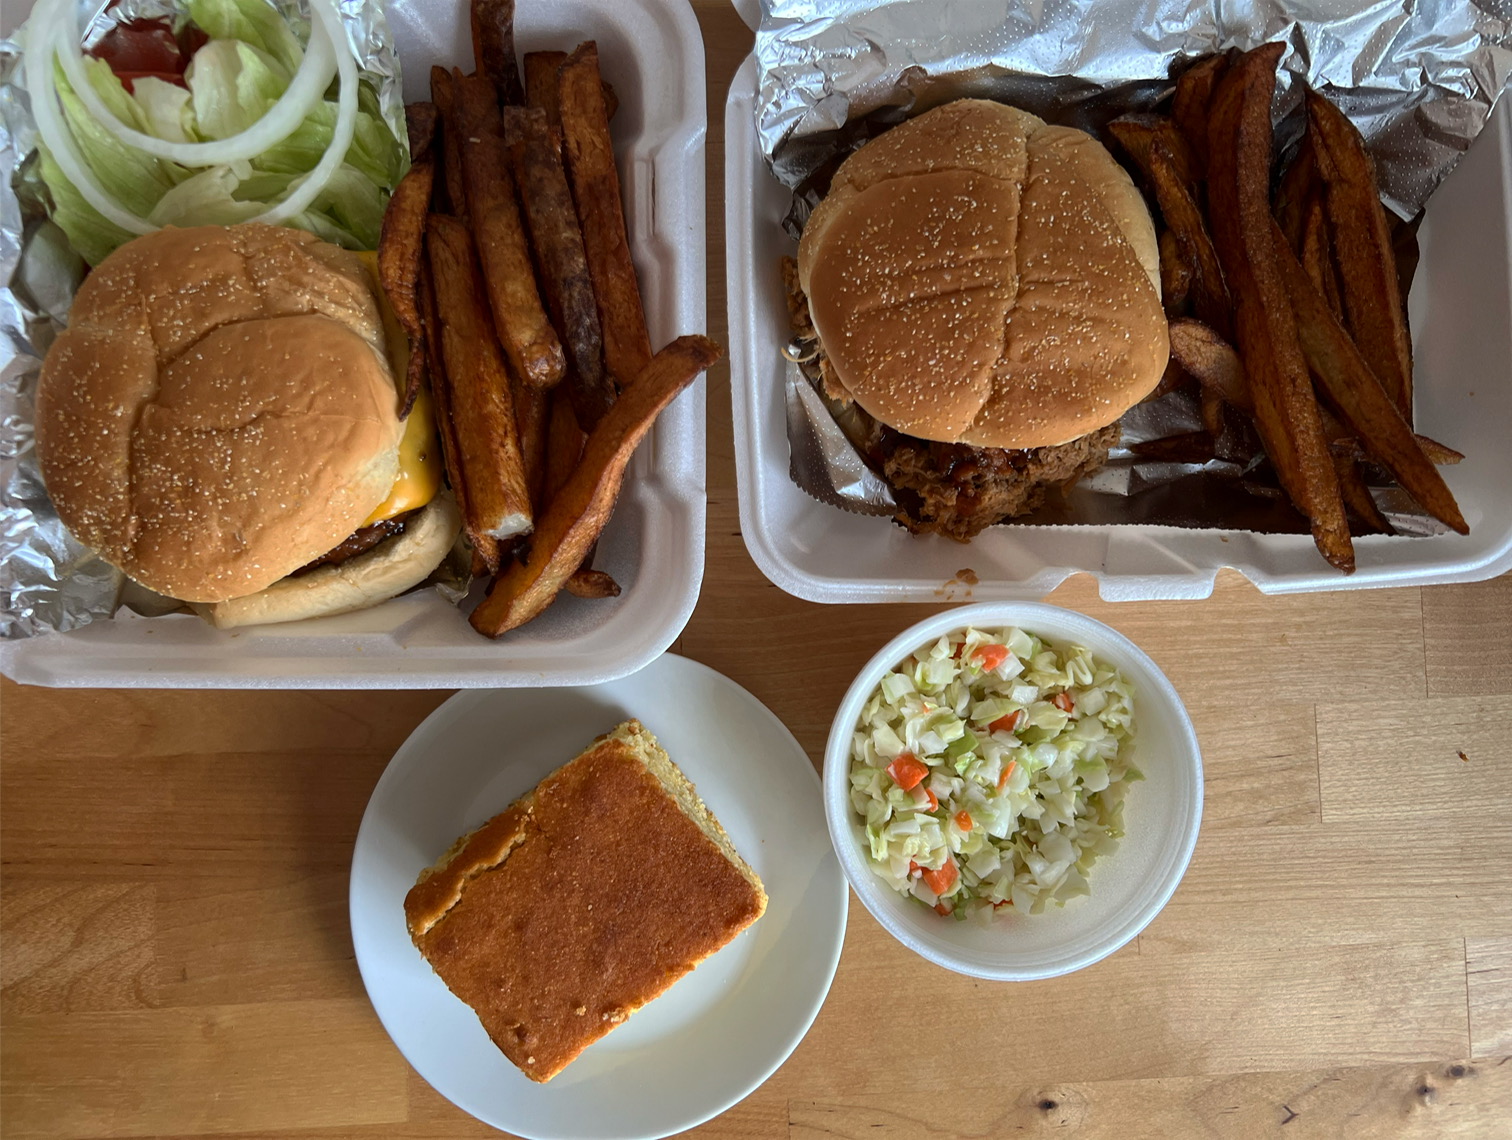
{"left": 782, "top": 257, "right": 1118, "bottom": 542}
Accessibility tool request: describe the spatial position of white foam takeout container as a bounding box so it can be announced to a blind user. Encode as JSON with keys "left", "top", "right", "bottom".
{"left": 726, "top": 54, "right": 1512, "bottom": 603}
{"left": 1, "top": 0, "right": 707, "bottom": 688}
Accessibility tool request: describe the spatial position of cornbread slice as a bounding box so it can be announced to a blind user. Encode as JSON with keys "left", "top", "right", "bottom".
{"left": 403, "top": 720, "right": 767, "bottom": 1082}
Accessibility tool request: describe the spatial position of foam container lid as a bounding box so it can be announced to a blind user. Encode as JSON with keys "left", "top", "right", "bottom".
{"left": 726, "top": 54, "right": 1512, "bottom": 603}
{"left": 1, "top": 0, "right": 708, "bottom": 688}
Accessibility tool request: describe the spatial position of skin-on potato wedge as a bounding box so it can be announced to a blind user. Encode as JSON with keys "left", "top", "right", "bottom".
{"left": 1149, "top": 139, "right": 1231, "bottom": 339}
{"left": 1332, "top": 451, "right": 1393, "bottom": 534}
{"left": 1300, "top": 195, "right": 1346, "bottom": 322}
{"left": 430, "top": 67, "right": 468, "bottom": 220}
{"left": 1273, "top": 136, "right": 1317, "bottom": 255}
{"left": 454, "top": 73, "right": 567, "bottom": 391}
{"left": 524, "top": 50, "right": 567, "bottom": 125}
{"left": 405, "top": 101, "right": 438, "bottom": 157}
{"left": 559, "top": 42, "right": 654, "bottom": 390}
{"left": 564, "top": 568, "right": 621, "bottom": 599}
{"left": 543, "top": 383, "right": 585, "bottom": 506}
{"left": 1129, "top": 431, "right": 1217, "bottom": 464}
{"left": 470, "top": 336, "right": 721, "bottom": 638}
{"left": 427, "top": 216, "right": 534, "bottom": 565}
{"left": 1158, "top": 228, "right": 1191, "bottom": 316}
{"left": 503, "top": 106, "right": 615, "bottom": 427}
{"left": 470, "top": 0, "right": 524, "bottom": 106}
{"left": 1307, "top": 89, "right": 1414, "bottom": 421}
{"left": 377, "top": 158, "right": 434, "bottom": 418}
{"left": 514, "top": 379, "right": 550, "bottom": 510}
{"left": 1108, "top": 114, "right": 1199, "bottom": 194}
{"left": 1167, "top": 318, "right": 1251, "bottom": 411}
{"left": 1207, "top": 43, "right": 1353, "bottom": 573}
{"left": 1171, "top": 53, "right": 1228, "bottom": 178}
{"left": 1271, "top": 218, "right": 1467, "bottom": 535}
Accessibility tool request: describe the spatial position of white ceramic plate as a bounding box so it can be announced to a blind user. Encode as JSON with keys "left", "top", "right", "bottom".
{"left": 350, "top": 654, "right": 847, "bottom": 1140}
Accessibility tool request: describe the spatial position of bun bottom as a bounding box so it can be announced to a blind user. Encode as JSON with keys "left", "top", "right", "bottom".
{"left": 201, "top": 494, "right": 463, "bottom": 630}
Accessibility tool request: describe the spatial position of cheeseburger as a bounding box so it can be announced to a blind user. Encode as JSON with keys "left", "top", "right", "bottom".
{"left": 792, "top": 99, "right": 1169, "bottom": 540}
{"left": 36, "top": 223, "right": 460, "bottom": 628}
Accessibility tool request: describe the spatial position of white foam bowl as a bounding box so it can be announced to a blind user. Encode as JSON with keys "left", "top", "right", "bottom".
{"left": 823, "top": 602, "right": 1203, "bottom": 980}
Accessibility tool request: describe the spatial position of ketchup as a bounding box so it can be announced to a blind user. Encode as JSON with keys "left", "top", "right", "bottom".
{"left": 86, "top": 13, "right": 207, "bottom": 94}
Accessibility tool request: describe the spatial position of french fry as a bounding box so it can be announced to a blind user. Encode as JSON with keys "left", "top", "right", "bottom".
{"left": 1271, "top": 218, "right": 1467, "bottom": 534}
{"left": 1129, "top": 431, "right": 1217, "bottom": 464}
{"left": 1149, "top": 140, "right": 1232, "bottom": 339}
{"left": 1335, "top": 433, "right": 1463, "bottom": 466}
{"left": 1159, "top": 229, "right": 1191, "bottom": 315}
{"left": 543, "top": 384, "right": 585, "bottom": 506}
{"left": 1273, "top": 136, "right": 1317, "bottom": 255}
{"left": 1306, "top": 89, "right": 1414, "bottom": 421}
{"left": 559, "top": 42, "right": 654, "bottom": 389}
{"left": 1171, "top": 53, "right": 1228, "bottom": 177}
{"left": 1108, "top": 114, "right": 1199, "bottom": 193}
{"left": 514, "top": 378, "right": 550, "bottom": 509}
{"left": 427, "top": 216, "right": 534, "bottom": 564}
{"left": 502, "top": 106, "right": 614, "bottom": 426}
{"left": 1300, "top": 196, "right": 1345, "bottom": 322}
{"left": 1207, "top": 44, "right": 1353, "bottom": 572}
{"left": 1167, "top": 318, "right": 1251, "bottom": 411}
{"left": 405, "top": 101, "right": 438, "bottom": 157}
{"left": 454, "top": 73, "right": 567, "bottom": 390}
{"left": 470, "top": 337, "right": 721, "bottom": 637}
{"left": 564, "top": 568, "right": 621, "bottom": 599}
{"left": 418, "top": 261, "right": 469, "bottom": 527}
{"left": 377, "top": 158, "right": 434, "bottom": 418}
{"left": 470, "top": 0, "right": 524, "bottom": 106}
{"left": 524, "top": 50, "right": 567, "bottom": 125}
{"left": 1332, "top": 451, "right": 1393, "bottom": 534}
{"left": 431, "top": 67, "right": 468, "bottom": 220}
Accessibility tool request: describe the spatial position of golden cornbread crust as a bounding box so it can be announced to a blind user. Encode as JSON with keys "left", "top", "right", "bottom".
{"left": 403, "top": 720, "right": 767, "bottom": 1082}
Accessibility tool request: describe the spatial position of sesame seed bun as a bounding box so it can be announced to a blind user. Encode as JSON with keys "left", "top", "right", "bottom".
{"left": 36, "top": 224, "right": 405, "bottom": 603}
{"left": 797, "top": 99, "right": 1168, "bottom": 450}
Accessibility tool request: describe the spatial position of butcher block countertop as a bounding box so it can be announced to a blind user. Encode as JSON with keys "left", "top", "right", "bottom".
{"left": 3, "top": 5, "right": 1510, "bottom": 1138}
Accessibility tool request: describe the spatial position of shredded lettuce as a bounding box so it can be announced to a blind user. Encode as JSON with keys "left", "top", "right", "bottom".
{"left": 36, "top": 0, "right": 401, "bottom": 264}
{"left": 849, "top": 626, "right": 1140, "bottom": 921}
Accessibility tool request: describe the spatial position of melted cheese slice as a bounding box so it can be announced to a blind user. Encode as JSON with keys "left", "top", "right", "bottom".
{"left": 352, "top": 251, "right": 442, "bottom": 526}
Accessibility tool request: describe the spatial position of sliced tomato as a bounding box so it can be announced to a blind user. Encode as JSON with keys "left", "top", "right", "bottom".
{"left": 886, "top": 752, "right": 928, "bottom": 791}
{"left": 972, "top": 644, "right": 1009, "bottom": 671}
{"left": 921, "top": 858, "right": 958, "bottom": 896}
{"left": 89, "top": 18, "right": 187, "bottom": 76}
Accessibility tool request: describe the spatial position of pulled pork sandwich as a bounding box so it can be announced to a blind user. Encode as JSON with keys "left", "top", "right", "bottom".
{"left": 790, "top": 98, "right": 1169, "bottom": 540}
{"left": 36, "top": 223, "right": 460, "bottom": 628}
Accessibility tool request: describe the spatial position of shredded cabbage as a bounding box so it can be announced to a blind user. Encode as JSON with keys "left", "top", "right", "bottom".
{"left": 849, "top": 626, "right": 1142, "bottom": 922}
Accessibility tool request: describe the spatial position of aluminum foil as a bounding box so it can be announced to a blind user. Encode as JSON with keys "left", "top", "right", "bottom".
{"left": 757, "top": 1, "right": 1511, "bottom": 536}
{"left": 0, "top": 0, "right": 407, "bottom": 638}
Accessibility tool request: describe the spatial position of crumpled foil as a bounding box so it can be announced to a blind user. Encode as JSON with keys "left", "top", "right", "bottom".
{"left": 0, "top": 0, "right": 407, "bottom": 638}
{"left": 756, "top": 0, "right": 1512, "bottom": 532}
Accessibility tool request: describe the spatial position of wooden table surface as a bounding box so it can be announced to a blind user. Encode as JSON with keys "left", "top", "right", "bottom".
{"left": 4, "top": 5, "right": 1512, "bottom": 1138}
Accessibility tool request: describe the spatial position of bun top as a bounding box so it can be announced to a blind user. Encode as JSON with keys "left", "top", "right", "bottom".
{"left": 797, "top": 99, "right": 1168, "bottom": 450}
{"left": 37, "top": 224, "right": 404, "bottom": 603}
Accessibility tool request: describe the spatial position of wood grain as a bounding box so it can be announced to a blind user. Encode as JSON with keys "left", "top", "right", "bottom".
{"left": 2, "top": 4, "right": 1510, "bottom": 1139}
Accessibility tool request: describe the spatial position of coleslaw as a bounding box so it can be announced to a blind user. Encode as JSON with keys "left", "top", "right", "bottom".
{"left": 848, "top": 626, "right": 1140, "bottom": 921}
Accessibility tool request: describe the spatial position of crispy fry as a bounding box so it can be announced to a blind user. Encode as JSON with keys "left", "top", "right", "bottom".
{"left": 514, "top": 377, "right": 550, "bottom": 509}
{"left": 470, "top": 337, "right": 721, "bottom": 637}
{"left": 1300, "top": 195, "right": 1345, "bottom": 323}
{"left": 1159, "top": 229, "right": 1191, "bottom": 316}
{"left": 1146, "top": 355, "right": 1189, "bottom": 402}
{"left": 1208, "top": 44, "right": 1353, "bottom": 572}
{"left": 1389, "top": 211, "right": 1423, "bottom": 303}
{"left": 564, "top": 568, "right": 621, "bottom": 599}
{"left": 405, "top": 101, "right": 438, "bottom": 157}
{"left": 377, "top": 159, "right": 434, "bottom": 418}
{"left": 1108, "top": 114, "right": 1199, "bottom": 193}
{"left": 454, "top": 74, "right": 566, "bottom": 390}
{"left": 431, "top": 67, "right": 468, "bottom": 220}
{"left": 543, "top": 384, "right": 585, "bottom": 506}
{"left": 1271, "top": 218, "right": 1467, "bottom": 534}
{"left": 1171, "top": 53, "right": 1228, "bottom": 178}
{"left": 1335, "top": 432, "right": 1463, "bottom": 467}
{"left": 1273, "top": 136, "right": 1317, "bottom": 255}
{"left": 523, "top": 50, "right": 567, "bottom": 124}
{"left": 1307, "top": 89, "right": 1414, "bottom": 421}
{"left": 427, "top": 216, "right": 534, "bottom": 563}
{"left": 1129, "top": 431, "right": 1217, "bottom": 464}
{"left": 418, "top": 261, "right": 468, "bottom": 527}
{"left": 1333, "top": 452, "right": 1393, "bottom": 534}
{"left": 1167, "top": 318, "right": 1251, "bottom": 411}
{"left": 470, "top": 0, "right": 524, "bottom": 106}
{"left": 559, "top": 42, "right": 654, "bottom": 390}
{"left": 1149, "top": 140, "right": 1232, "bottom": 339}
{"left": 503, "top": 106, "right": 614, "bottom": 427}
